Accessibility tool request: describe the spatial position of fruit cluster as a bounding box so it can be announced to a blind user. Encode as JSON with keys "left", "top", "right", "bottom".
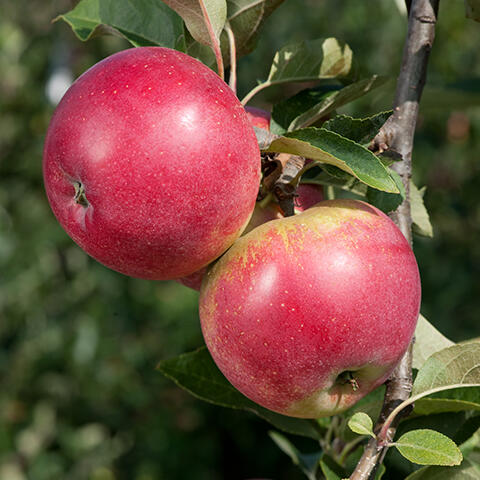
{"left": 43, "top": 47, "right": 421, "bottom": 418}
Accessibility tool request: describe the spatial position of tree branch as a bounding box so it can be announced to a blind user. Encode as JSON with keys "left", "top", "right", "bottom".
{"left": 350, "top": 1, "right": 439, "bottom": 478}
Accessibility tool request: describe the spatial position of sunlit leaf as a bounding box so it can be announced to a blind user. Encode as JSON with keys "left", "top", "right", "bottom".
{"left": 348, "top": 412, "right": 375, "bottom": 438}
{"left": 413, "top": 314, "right": 455, "bottom": 370}
{"left": 163, "top": 0, "right": 227, "bottom": 47}
{"left": 265, "top": 128, "right": 399, "bottom": 193}
{"left": 411, "top": 182, "right": 433, "bottom": 238}
{"left": 412, "top": 343, "right": 480, "bottom": 396}
{"left": 395, "top": 429, "right": 463, "bottom": 466}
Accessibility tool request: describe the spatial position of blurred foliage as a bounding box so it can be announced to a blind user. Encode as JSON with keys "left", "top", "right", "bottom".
{"left": 1, "top": 1, "right": 480, "bottom": 479}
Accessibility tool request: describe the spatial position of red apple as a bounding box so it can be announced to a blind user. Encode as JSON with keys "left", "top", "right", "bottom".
{"left": 294, "top": 183, "right": 324, "bottom": 211}
{"left": 200, "top": 199, "right": 421, "bottom": 418}
{"left": 245, "top": 106, "right": 271, "bottom": 130}
{"left": 177, "top": 202, "right": 282, "bottom": 290}
{"left": 43, "top": 47, "right": 261, "bottom": 280}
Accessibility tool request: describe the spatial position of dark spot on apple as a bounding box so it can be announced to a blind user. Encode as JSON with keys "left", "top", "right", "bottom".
{"left": 73, "top": 181, "right": 89, "bottom": 207}
{"left": 337, "top": 371, "right": 359, "bottom": 391}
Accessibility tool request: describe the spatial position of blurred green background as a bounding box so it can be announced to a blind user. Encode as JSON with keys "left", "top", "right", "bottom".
{"left": 1, "top": 1, "right": 480, "bottom": 479}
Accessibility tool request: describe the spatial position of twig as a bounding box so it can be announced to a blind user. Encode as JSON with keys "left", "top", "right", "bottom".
{"left": 225, "top": 22, "right": 237, "bottom": 94}
{"left": 350, "top": 1, "right": 439, "bottom": 478}
{"left": 198, "top": 0, "right": 224, "bottom": 80}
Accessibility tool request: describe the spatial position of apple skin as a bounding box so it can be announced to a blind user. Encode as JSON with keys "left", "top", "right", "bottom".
{"left": 295, "top": 184, "right": 324, "bottom": 211}
{"left": 177, "top": 202, "right": 282, "bottom": 290}
{"left": 200, "top": 199, "right": 421, "bottom": 418}
{"left": 43, "top": 47, "right": 261, "bottom": 280}
{"left": 245, "top": 106, "right": 271, "bottom": 130}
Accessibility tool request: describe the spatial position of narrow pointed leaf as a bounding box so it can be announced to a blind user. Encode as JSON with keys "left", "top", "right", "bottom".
{"left": 412, "top": 314, "right": 454, "bottom": 370}
{"left": 163, "top": 0, "right": 227, "bottom": 47}
{"left": 348, "top": 412, "right": 375, "bottom": 437}
{"left": 265, "top": 128, "right": 399, "bottom": 193}
{"left": 366, "top": 169, "right": 405, "bottom": 213}
{"left": 269, "top": 431, "right": 321, "bottom": 480}
{"left": 158, "top": 347, "right": 321, "bottom": 439}
{"left": 404, "top": 459, "right": 480, "bottom": 479}
{"left": 268, "top": 38, "right": 352, "bottom": 83}
{"left": 411, "top": 182, "right": 433, "bottom": 237}
{"left": 395, "top": 429, "right": 463, "bottom": 466}
{"left": 323, "top": 111, "right": 392, "bottom": 145}
{"left": 56, "top": 0, "right": 185, "bottom": 48}
{"left": 287, "top": 76, "right": 389, "bottom": 132}
{"left": 227, "top": 0, "right": 286, "bottom": 57}
{"left": 412, "top": 342, "right": 480, "bottom": 396}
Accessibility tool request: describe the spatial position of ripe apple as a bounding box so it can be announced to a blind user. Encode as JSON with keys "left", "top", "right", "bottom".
{"left": 43, "top": 47, "right": 261, "bottom": 280}
{"left": 245, "top": 106, "right": 271, "bottom": 130}
{"left": 200, "top": 199, "right": 421, "bottom": 418}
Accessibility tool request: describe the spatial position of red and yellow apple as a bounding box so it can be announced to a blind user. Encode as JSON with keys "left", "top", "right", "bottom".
{"left": 200, "top": 199, "right": 421, "bottom": 418}
{"left": 43, "top": 47, "right": 260, "bottom": 280}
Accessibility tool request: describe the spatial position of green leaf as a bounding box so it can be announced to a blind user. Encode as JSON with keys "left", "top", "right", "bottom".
{"left": 271, "top": 76, "right": 389, "bottom": 134}
{"left": 348, "top": 412, "right": 375, "bottom": 438}
{"left": 323, "top": 111, "right": 392, "bottom": 146}
{"left": 242, "top": 38, "right": 352, "bottom": 104}
{"left": 404, "top": 459, "right": 480, "bottom": 479}
{"left": 157, "top": 347, "right": 321, "bottom": 439}
{"left": 412, "top": 342, "right": 480, "bottom": 397}
{"left": 319, "top": 455, "right": 344, "bottom": 480}
{"left": 413, "top": 314, "right": 455, "bottom": 370}
{"left": 163, "top": 0, "right": 227, "bottom": 47}
{"left": 395, "top": 429, "right": 463, "bottom": 466}
{"left": 414, "top": 388, "right": 480, "bottom": 416}
{"left": 465, "top": 0, "right": 480, "bottom": 22}
{"left": 56, "top": 0, "right": 185, "bottom": 49}
{"left": 265, "top": 128, "right": 399, "bottom": 193}
{"left": 227, "top": 0, "right": 286, "bottom": 58}
{"left": 366, "top": 169, "right": 405, "bottom": 213}
{"left": 269, "top": 37, "right": 352, "bottom": 83}
{"left": 269, "top": 431, "right": 321, "bottom": 480}
{"left": 411, "top": 182, "right": 433, "bottom": 238}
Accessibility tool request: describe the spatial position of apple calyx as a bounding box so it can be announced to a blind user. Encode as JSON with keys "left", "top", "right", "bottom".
{"left": 73, "top": 181, "right": 89, "bottom": 207}
{"left": 337, "top": 371, "right": 360, "bottom": 392}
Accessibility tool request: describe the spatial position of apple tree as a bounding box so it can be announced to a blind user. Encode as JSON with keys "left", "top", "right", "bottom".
{"left": 45, "top": 0, "right": 480, "bottom": 478}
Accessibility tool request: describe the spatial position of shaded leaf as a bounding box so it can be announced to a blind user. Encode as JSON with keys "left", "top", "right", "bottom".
{"left": 274, "top": 76, "right": 389, "bottom": 134}
{"left": 157, "top": 347, "right": 321, "bottom": 439}
{"left": 413, "top": 314, "right": 455, "bottom": 370}
{"left": 242, "top": 38, "right": 352, "bottom": 104}
{"left": 323, "top": 111, "right": 392, "bottom": 145}
{"left": 56, "top": 0, "right": 185, "bottom": 49}
{"left": 163, "top": 0, "right": 227, "bottom": 47}
{"left": 319, "top": 455, "right": 344, "bottom": 480}
{"left": 395, "top": 429, "right": 463, "bottom": 466}
{"left": 366, "top": 169, "right": 405, "bottom": 213}
{"left": 269, "top": 37, "right": 352, "bottom": 83}
{"left": 227, "top": 0, "right": 286, "bottom": 58}
{"left": 348, "top": 412, "right": 375, "bottom": 438}
{"left": 411, "top": 182, "right": 433, "bottom": 237}
{"left": 414, "top": 388, "right": 480, "bottom": 416}
{"left": 412, "top": 343, "right": 480, "bottom": 397}
{"left": 404, "top": 459, "right": 480, "bottom": 479}
{"left": 265, "top": 128, "right": 399, "bottom": 193}
{"left": 269, "top": 431, "right": 321, "bottom": 480}
{"left": 465, "top": 0, "right": 480, "bottom": 22}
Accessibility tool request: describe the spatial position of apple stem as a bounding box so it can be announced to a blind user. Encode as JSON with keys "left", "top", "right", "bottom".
{"left": 350, "top": 1, "right": 439, "bottom": 478}
{"left": 225, "top": 22, "right": 237, "bottom": 94}
{"left": 73, "top": 181, "right": 89, "bottom": 207}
